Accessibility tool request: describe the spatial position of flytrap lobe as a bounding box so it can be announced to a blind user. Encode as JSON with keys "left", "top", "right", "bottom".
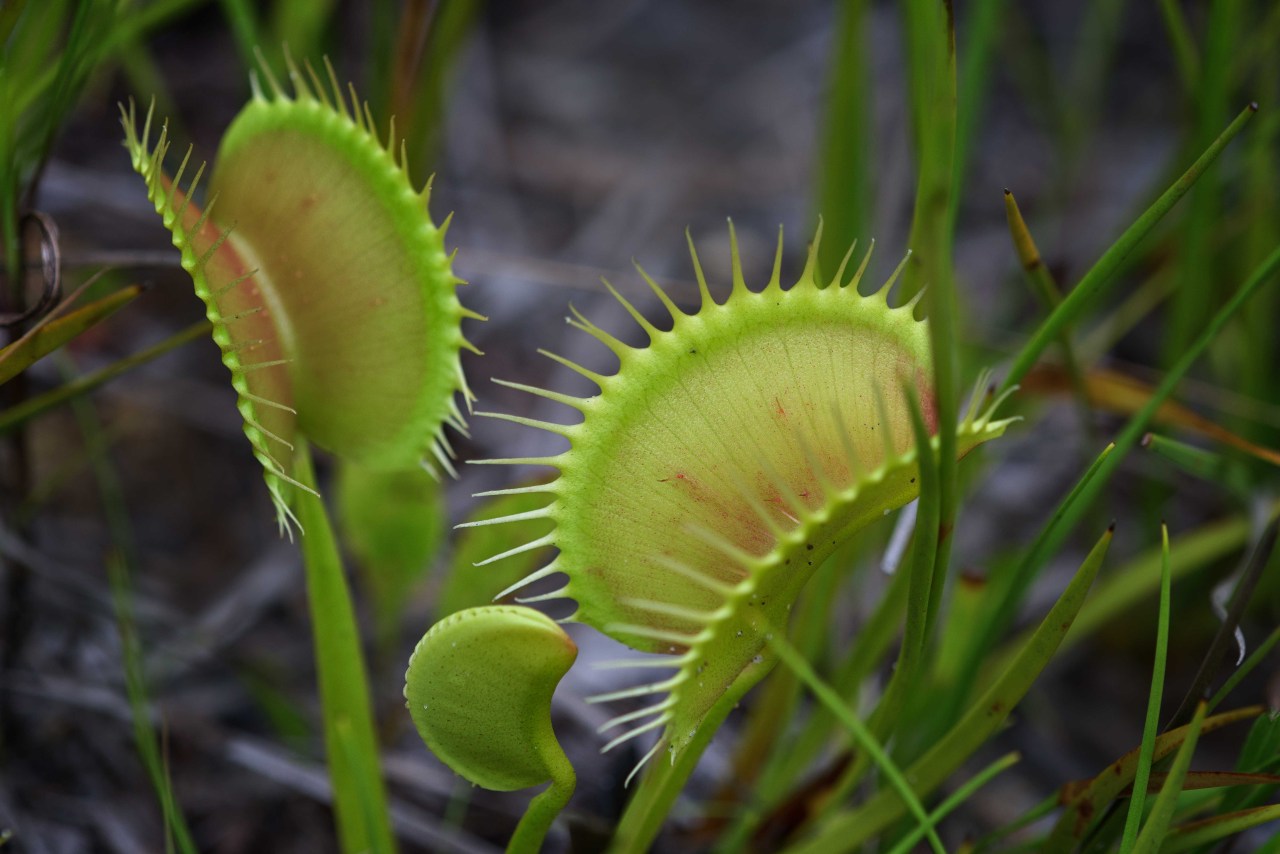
{"left": 465, "top": 224, "right": 1015, "bottom": 775}
{"left": 123, "top": 56, "right": 482, "bottom": 533}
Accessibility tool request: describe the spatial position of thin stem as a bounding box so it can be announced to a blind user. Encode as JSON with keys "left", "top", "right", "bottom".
{"left": 508, "top": 777, "right": 574, "bottom": 854}
{"left": 292, "top": 441, "right": 398, "bottom": 854}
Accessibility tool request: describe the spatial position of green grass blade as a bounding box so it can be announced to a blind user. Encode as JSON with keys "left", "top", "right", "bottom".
{"left": 990, "top": 508, "right": 1270, "bottom": 670}
{"left": 0, "top": 284, "right": 141, "bottom": 386}
{"left": 1131, "top": 701, "right": 1208, "bottom": 854}
{"left": 1161, "top": 803, "right": 1280, "bottom": 853}
{"left": 992, "top": 240, "right": 1280, "bottom": 637}
{"left": 1000, "top": 103, "right": 1257, "bottom": 393}
{"left": 766, "top": 632, "right": 945, "bottom": 854}
{"left": 64, "top": 352, "right": 196, "bottom": 853}
{"left": 108, "top": 555, "right": 199, "bottom": 854}
{"left": 1209, "top": 625, "right": 1280, "bottom": 712}
{"left": 217, "top": 0, "right": 262, "bottom": 70}
{"left": 1168, "top": 517, "right": 1279, "bottom": 726}
{"left": 788, "top": 526, "right": 1113, "bottom": 854}
{"left": 941, "top": 443, "right": 1115, "bottom": 720}
{"left": 0, "top": 320, "right": 209, "bottom": 434}
{"left": 1120, "top": 524, "right": 1173, "bottom": 852}
{"left": 1044, "top": 705, "right": 1263, "bottom": 849}
{"left": 817, "top": 0, "right": 872, "bottom": 276}
{"left": 884, "top": 752, "right": 1020, "bottom": 854}
{"left": 1003, "top": 189, "right": 1090, "bottom": 422}
{"left": 820, "top": 382, "right": 941, "bottom": 806}
{"left": 899, "top": 0, "right": 960, "bottom": 650}
{"left": 292, "top": 441, "right": 397, "bottom": 854}
{"left": 1157, "top": 0, "right": 1200, "bottom": 93}
{"left": 950, "top": 0, "right": 1005, "bottom": 228}
{"left": 1164, "top": 0, "right": 1240, "bottom": 364}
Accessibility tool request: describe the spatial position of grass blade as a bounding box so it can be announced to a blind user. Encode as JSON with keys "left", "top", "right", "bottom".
{"left": 0, "top": 284, "right": 141, "bottom": 386}
{"left": 766, "top": 632, "right": 945, "bottom": 854}
{"left": 1209, "top": 625, "right": 1280, "bottom": 712}
{"left": 1161, "top": 803, "right": 1280, "bottom": 852}
{"left": 1045, "top": 705, "right": 1263, "bottom": 849}
{"left": 109, "top": 555, "right": 199, "bottom": 854}
{"left": 1120, "top": 523, "right": 1173, "bottom": 852}
{"left": 0, "top": 320, "right": 209, "bottom": 434}
{"left": 1131, "top": 701, "right": 1208, "bottom": 854}
{"left": 816, "top": 0, "right": 872, "bottom": 276}
{"left": 885, "top": 752, "right": 1020, "bottom": 854}
{"left": 1168, "top": 517, "right": 1279, "bottom": 726}
{"left": 1001, "top": 103, "right": 1257, "bottom": 393}
{"left": 788, "top": 525, "right": 1114, "bottom": 854}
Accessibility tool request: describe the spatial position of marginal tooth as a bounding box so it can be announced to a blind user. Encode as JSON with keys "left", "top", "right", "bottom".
{"left": 514, "top": 586, "right": 568, "bottom": 605}
{"left": 625, "top": 740, "right": 664, "bottom": 788}
{"left": 173, "top": 162, "right": 206, "bottom": 223}
{"left": 904, "top": 286, "right": 926, "bottom": 313}
{"left": 166, "top": 145, "right": 194, "bottom": 210}
{"left": 568, "top": 305, "right": 632, "bottom": 359}
{"left": 428, "top": 440, "right": 459, "bottom": 478}
{"left": 491, "top": 378, "right": 587, "bottom": 411}
{"left": 600, "top": 712, "right": 670, "bottom": 754}
{"left": 323, "top": 56, "right": 349, "bottom": 118}
{"left": 348, "top": 84, "right": 363, "bottom": 130}
{"left": 766, "top": 224, "right": 785, "bottom": 290}
{"left": 254, "top": 46, "right": 286, "bottom": 99}
{"left": 849, "top": 238, "right": 876, "bottom": 291}
{"left": 492, "top": 562, "right": 560, "bottom": 600}
{"left": 726, "top": 219, "right": 749, "bottom": 297}
{"left": 469, "top": 455, "right": 562, "bottom": 469}
{"left": 597, "top": 699, "right": 675, "bottom": 734}
{"left": 632, "top": 262, "right": 684, "bottom": 320}
{"left": 303, "top": 59, "right": 329, "bottom": 108}
{"left": 685, "top": 229, "right": 717, "bottom": 309}
{"left": 472, "top": 483, "right": 557, "bottom": 499}
{"left": 477, "top": 410, "right": 575, "bottom": 438}
{"left": 963, "top": 367, "right": 994, "bottom": 425}
{"left": 473, "top": 533, "right": 555, "bottom": 567}
{"left": 602, "top": 277, "right": 661, "bottom": 341}
{"left": 797, "top": 217, "right": 822, "bottom": 287}
{"left": 242, "top": 391, "right": 298, "bottom": 415}
{"left": 830, "top": 238, "right": 857, "bottom": 289}
{"left": 539, "top": 349, "right": 609, "bottom": 389}
{"left": 754, "top": 454, "right": 805, "bottom": 521}
{"left": 876, "top": 249, "right": 912, "bottom": 304}
{"left": 244, "top": 418, "right": 295, "bottom": 451}
{"left": 454, "top": 506, "right": 554, "bottom": 530}
{"left": 587, "top": 675, "right": 680, "bottom": 704}
{"left": 982, "top": 384, "right": 1020, "bottom": 425}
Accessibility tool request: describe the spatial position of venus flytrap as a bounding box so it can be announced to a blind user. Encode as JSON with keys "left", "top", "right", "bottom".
{"left": 406, "top": 224, "right": 1013, "bottom": 850}
{"left": 122, "top": 55, "right": 481, "bottom": 532}
{"left": 124, "top": 55, "right": 480, "bottom": 854}
{"left": 405, "top": 606, "right": 578, "bottom": 853}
